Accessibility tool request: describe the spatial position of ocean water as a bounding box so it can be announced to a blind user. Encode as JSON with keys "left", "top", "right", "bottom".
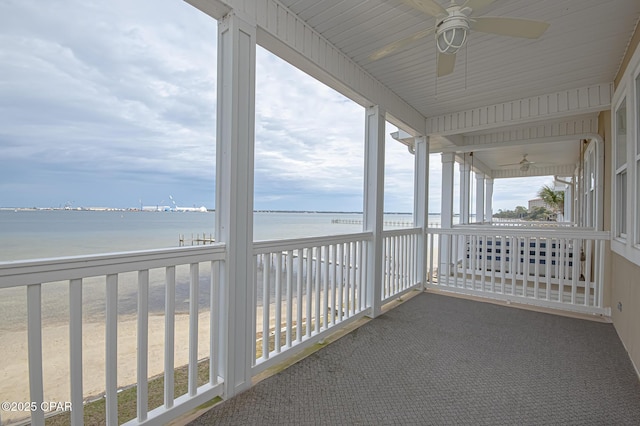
{"left": 0, "top": 210, "right": 421, "bottom": 326}
{"left": 0, "top": 210, "right": 420, "bottom": 262}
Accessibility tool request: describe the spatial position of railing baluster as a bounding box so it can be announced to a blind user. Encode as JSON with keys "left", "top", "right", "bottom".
{"left": 510, "top": 236, "right": 517, "bottom": 296}
{"left": 210, "top": 260, "right": 219, "bottom": 384}
{"left": 69, "top": 278, "right": 84, "bottom": 425}
{"left": 558, "top": 238, "right": 565, "bottom": 302}
{"left": 357, "top": 241, "right": 363, "bottom": 311}
{"left": 330, "top": 245, "right": 337, "bottom": 326}
{"left": 451, "top": 235, "right": 458, "bottom": 288}
{"left": 286, "top": 250, "right": 293, "bottom": 347}
{"left": 386, "top": 236, "right": 392, "bottom": 295}
{"left": 345, "top": 243, "right": 351, "bottom": 316}
{"left": 27, "top": 284, "right": 44, "bottom": 426}
{"left": 428, "top": 232, "right": 434, "bottom": 283}
{"left": 533, "top": 237, "right": 540, "bottom": 299}
{"left": 571, "top": 239, "right": 579, "bottom": 305}
{"left": 489, "top": 236, "right": 496, "bottom": 293}
{"left": 137, "top": 269, "right": 149, "bottom": 422}
{"left": 545, "top": 238, "right": 552, "bottom": 301}
{"left": 296, "top": 249, "right": 303, "bottom": 342}
{"left": 523, "top": 237, "right": 530, "bottom": 297}
{"left": 275, "top": 252, "right": 283, "bottom": 353}
{"left": 323, "top": 245, "right": 330, "bottom": 327}
{"left": 188, "top": 263, "right": 199, "bottom": 396}
{"left": 470, "top": 235, "right": 477, "bottom": 290}
{"left": 315, "top": 247, "right": 321, "bottom": 332}
{"left": 393, "top": 235, "right": 398, "bottom": 294}
{"left": 165, "top": 266, "right": 176, "bottom": 405}
{"left": 306, "top": 248, "right": 313, "bottom": 337}
{"left": 500, "top": 236, "right": 506, "bottom": 294}
{"left": 338, "top": 244, "right": 344, "bottom": 322}
{"left": 346, "top": 242, "right": 355, "bottom": 317}
{"left": 585, "top": 241, "right": 593, "bottom": 306}
{"left": 263, "top": 254, "right": 271, "bottom": 360}
{"left": 597, "top": 240, "right": 604, "bottom": 308}
{"left": 105, "top": 273, "right": 118, "bottom": 426}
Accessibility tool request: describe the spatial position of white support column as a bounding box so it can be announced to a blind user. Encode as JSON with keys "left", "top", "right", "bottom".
{"left": 475, "top": 173, "right": 485, "bottom": 224}
{"left": 215, "top": 11, "right": 256, "bottom": 398}
{"left": 364, "top": 105, "right": 385, "bottom": 318}
{"left": 441, "top": 153, "right": 455, "bottom": 276}
{"left": 485, "top": 178, "right": 494, "bottom": 223}
{"left": 460, "top": 160, "right": 471, "bottom": 224}
{"left": 413, "top": 136, "right": 429, "bottom": 288}
{"left": 564, "top": 180, "right": 573, "bottom": 223}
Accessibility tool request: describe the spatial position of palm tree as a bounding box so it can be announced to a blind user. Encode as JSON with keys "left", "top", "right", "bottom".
{"left": 537, "top": 185, "right": 565, "bottom": 216}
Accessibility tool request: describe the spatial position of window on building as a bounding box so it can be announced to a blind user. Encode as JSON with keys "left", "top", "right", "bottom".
{"left": 615, "top": 97, "right": 628, "bottom": 239}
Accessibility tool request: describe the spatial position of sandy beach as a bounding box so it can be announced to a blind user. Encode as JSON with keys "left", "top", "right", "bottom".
{"left": 0, "top": 311, "right": 216, "bottom": 425}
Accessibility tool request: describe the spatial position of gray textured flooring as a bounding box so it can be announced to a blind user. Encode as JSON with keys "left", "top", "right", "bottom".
{"left": 190, "top": 293, "right": 640, "bottom": 425}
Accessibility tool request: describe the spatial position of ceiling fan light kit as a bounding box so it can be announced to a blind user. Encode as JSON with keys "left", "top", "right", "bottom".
{"left": 371, "top": 0, "right": 550, "bottom": 77}
{"left": 436, "top": 10, "right": 469, "bottom": 54}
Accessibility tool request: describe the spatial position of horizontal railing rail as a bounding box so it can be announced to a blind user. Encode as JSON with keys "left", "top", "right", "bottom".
{"left": 252, "top": 232, "right": 372, "bottom": 374}
{"left": 426, "top": 227, "right": 609, "bottom": 315}
{"left": 0, "top": 244, "right": 226, "bottom": 426}
{"left": 381, "top": 228, "right": 422, "bottom": 303}
{"left": 473, "top": 220, "right": 578, "bottom": 228}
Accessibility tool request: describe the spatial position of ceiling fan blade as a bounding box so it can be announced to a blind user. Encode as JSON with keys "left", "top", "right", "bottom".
{"left": 437, "top": 52, "right": 456, "bottom": 77}
{"left": 369, "top": 26, "right": 435, "bottom": 61}
{"left": 471, "top": 17, "right": 550, "bottom": 39}
{"left": 399, "top": 0, "right": 447, "bottom": 17}
{"left": 463, "top": 0, "right": 496, "bottom": 14}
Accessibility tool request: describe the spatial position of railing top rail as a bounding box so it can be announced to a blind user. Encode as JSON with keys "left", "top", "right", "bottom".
{"left": 381, "top": 227, "right": 422, "bottom": 237}
{"left": 0, "top": 244, "right": 227, "bottom": 289}
{"left": 428, "top": 227, "right": 610, "bottom": 240}
{"left": 253, "top": 232, "right": 373, "bottom": 254}
{"left": 466, "top": 222, "right": 578, "bottom": 227}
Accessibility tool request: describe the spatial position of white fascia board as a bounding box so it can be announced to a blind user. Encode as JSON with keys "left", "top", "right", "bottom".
{"left": 426, "top": 83, "right": 612, "bottom": 136}
{"left": 184, "top": 0, "right": 231, "bottom": 20}
{"left": 435, "top": 113, "right": 599, "bottom": 154}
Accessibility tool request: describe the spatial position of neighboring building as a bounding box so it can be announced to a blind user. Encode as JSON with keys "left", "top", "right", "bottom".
{"left": 528, "top": 198, "right": 550, "bottom": 211}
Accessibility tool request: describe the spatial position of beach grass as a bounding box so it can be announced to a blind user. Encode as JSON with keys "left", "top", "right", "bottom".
{"left": 45, "top": 360, "right": 211, "bottom": 426}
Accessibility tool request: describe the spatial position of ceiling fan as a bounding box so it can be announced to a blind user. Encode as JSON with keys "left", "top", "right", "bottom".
{"left": 500, "top": 154, "right": 535, "bottom": 172}
{"left": 370, "top": 0, "right": 550, "bottom": 77}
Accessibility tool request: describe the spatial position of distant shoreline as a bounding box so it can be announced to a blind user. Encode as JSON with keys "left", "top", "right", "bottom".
{"left": 0, "top": 207, "right": 440, "bottom": 214}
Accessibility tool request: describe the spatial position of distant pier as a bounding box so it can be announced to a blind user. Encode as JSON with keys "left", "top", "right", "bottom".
{"left": 179, "top": 233, "right": 215, "bottom": 246}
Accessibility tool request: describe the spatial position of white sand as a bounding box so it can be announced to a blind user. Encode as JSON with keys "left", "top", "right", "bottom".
{"left": 0, "top": 312, "right": 215, "bottom": 425}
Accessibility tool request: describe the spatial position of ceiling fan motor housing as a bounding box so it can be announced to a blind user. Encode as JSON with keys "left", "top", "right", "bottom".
{"left": 436, "top": 9, "right": 469, "bottom": 54}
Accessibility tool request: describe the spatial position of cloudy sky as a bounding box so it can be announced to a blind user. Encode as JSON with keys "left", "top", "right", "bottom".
{"left": 0, "top": 0, "right": 551, "bottom": 213}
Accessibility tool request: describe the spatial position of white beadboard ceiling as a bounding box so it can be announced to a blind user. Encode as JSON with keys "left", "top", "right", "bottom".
{"left": 281, "top": 0, "right": 639, "bottom": 118}
{"left": 275, "top": 0, "right": 640, "bottom": 175}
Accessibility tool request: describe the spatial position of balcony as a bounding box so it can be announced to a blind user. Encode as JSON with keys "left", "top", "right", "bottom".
{"left": 1, "top": 226, "right": 636, "bottom": 425}
{"left": 188, "top": 291, "right": 640, "bottom": 425}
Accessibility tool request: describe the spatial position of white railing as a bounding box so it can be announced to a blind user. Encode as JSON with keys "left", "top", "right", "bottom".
{"left": 0, "top": 245, "right": 226, "bottom": 426}
{"left": 382, "top": 228, "right": 422, "bottom": 303}
{"left": 252, "top": 232, "right": 372, "bottom": 374}
{"left": 426, "top": 227, "right": 609, "bottom": 315}
{"left": 484, "top": 220, "right": 577, "bottom": 227}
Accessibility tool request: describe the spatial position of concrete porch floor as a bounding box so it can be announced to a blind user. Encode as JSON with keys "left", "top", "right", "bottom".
{"left": 188, "top": 292, "right": 640, "bottom": 425}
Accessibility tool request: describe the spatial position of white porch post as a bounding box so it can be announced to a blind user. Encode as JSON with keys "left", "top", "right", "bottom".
{"left": 413, "top": 136, "right": 429, "bottom": 288}
{"left": 441, "top": 153, "right": 455, "bottom": 275}
{"left": 215, "top": 12, "right": 256, "bottom": 398}
{"left": 460, "top": 160, "right": 471, "bottom": 224}
{"left": 564, "top": 180, "right": 573, "bottom": 222}
{"left": 364, "top": 105, "right": 385, "bottom": 318}
{"left": 485, "top": 178, "right": 494, "bottom": 223}
{"left": 475, "top": 173, "right": 485, "bottom": 223}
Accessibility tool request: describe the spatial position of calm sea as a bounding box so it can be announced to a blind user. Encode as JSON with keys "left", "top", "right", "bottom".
{"left": 0, "top": 210, "right": 436, "bottom": 329}
{"left": 0, "top": 210, "right": 422, "bottom": 262}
